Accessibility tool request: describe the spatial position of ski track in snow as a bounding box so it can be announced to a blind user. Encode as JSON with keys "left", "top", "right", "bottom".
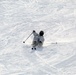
{"left": 0, "top": 0, "right": 76, "bottom": 75}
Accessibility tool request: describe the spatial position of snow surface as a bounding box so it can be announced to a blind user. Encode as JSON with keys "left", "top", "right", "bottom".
{"left": 0, "top": 0, "right": 76, "bottom": 75}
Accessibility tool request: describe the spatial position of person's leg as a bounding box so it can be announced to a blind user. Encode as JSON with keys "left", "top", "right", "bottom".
{"left": 38, "top": 42, "right": 43, "bottom": 47}
{"left": 32, "top": 41, "right": 38, "bottom": 50}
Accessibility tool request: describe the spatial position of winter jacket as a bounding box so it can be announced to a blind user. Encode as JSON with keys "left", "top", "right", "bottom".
{"left": 33, "top": 31, "right": 44, "bottom": 44}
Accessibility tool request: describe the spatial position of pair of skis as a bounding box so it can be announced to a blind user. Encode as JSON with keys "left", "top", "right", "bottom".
{"left": 32, "top": 47, "right": 36, "bottom": 50}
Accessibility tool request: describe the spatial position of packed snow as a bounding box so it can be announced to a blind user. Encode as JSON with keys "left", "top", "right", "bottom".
{"left": 0, "top": 0, "right": 76, "bottom": 75}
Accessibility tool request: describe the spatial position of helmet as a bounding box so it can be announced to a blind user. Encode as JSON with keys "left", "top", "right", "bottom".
{"left": 39, "top": 31, "right": 44, "bottom": 36}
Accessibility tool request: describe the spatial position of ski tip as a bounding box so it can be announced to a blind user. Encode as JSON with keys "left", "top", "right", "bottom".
{"left": 31, "top": 48, "right": 36, "bottom": 50}
{"left": 34, "top": 48, "right": 36, "bottom": 50}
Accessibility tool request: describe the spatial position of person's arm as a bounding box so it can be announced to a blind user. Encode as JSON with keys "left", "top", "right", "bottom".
{"left": 33, "top": 30, "right": 38, "bottom": 36}
{"left": 39, "top": 37, "right": 44, "bottom": 43}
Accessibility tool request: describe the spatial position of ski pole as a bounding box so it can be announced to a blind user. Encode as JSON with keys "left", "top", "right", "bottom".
{"left": 23, "top": 32, "right": 33, "bottom": 43}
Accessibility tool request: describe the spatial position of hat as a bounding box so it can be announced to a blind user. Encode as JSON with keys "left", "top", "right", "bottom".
{"left": 39, "top": 31, "right": 44, "bottom": 36}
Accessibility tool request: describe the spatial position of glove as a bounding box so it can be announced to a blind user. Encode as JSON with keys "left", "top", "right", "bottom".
{"left": 39, "top": 41, "right": 42, "bottom": 43}
{"left": 33, "top": 30, "right": 35, "bottom": 33}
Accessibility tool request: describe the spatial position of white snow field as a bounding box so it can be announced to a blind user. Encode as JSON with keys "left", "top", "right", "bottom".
{"left": 0, "top": 0, "right": 76, "bottom": 75}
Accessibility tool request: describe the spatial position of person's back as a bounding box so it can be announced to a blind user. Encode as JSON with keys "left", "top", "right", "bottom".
{"left": 32, "top": 30, "right": 44, "bottom": 50}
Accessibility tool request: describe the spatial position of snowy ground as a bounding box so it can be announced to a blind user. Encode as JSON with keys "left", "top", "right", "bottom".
{"left": 0, "top": 0, "right": 76, "bottom": 75}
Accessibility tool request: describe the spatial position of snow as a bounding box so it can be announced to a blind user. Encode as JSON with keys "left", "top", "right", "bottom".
{"left": 0, "top": 0, "right": 76, "bottom": 75}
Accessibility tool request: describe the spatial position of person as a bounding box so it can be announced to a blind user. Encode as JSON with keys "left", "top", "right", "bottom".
{"left": 32, "top": 30, "right": 44, "bottom": 50}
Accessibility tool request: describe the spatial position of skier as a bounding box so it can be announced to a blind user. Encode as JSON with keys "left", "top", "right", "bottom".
{"left": 32, "top": 30, "right": 44, "bottom": 50}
